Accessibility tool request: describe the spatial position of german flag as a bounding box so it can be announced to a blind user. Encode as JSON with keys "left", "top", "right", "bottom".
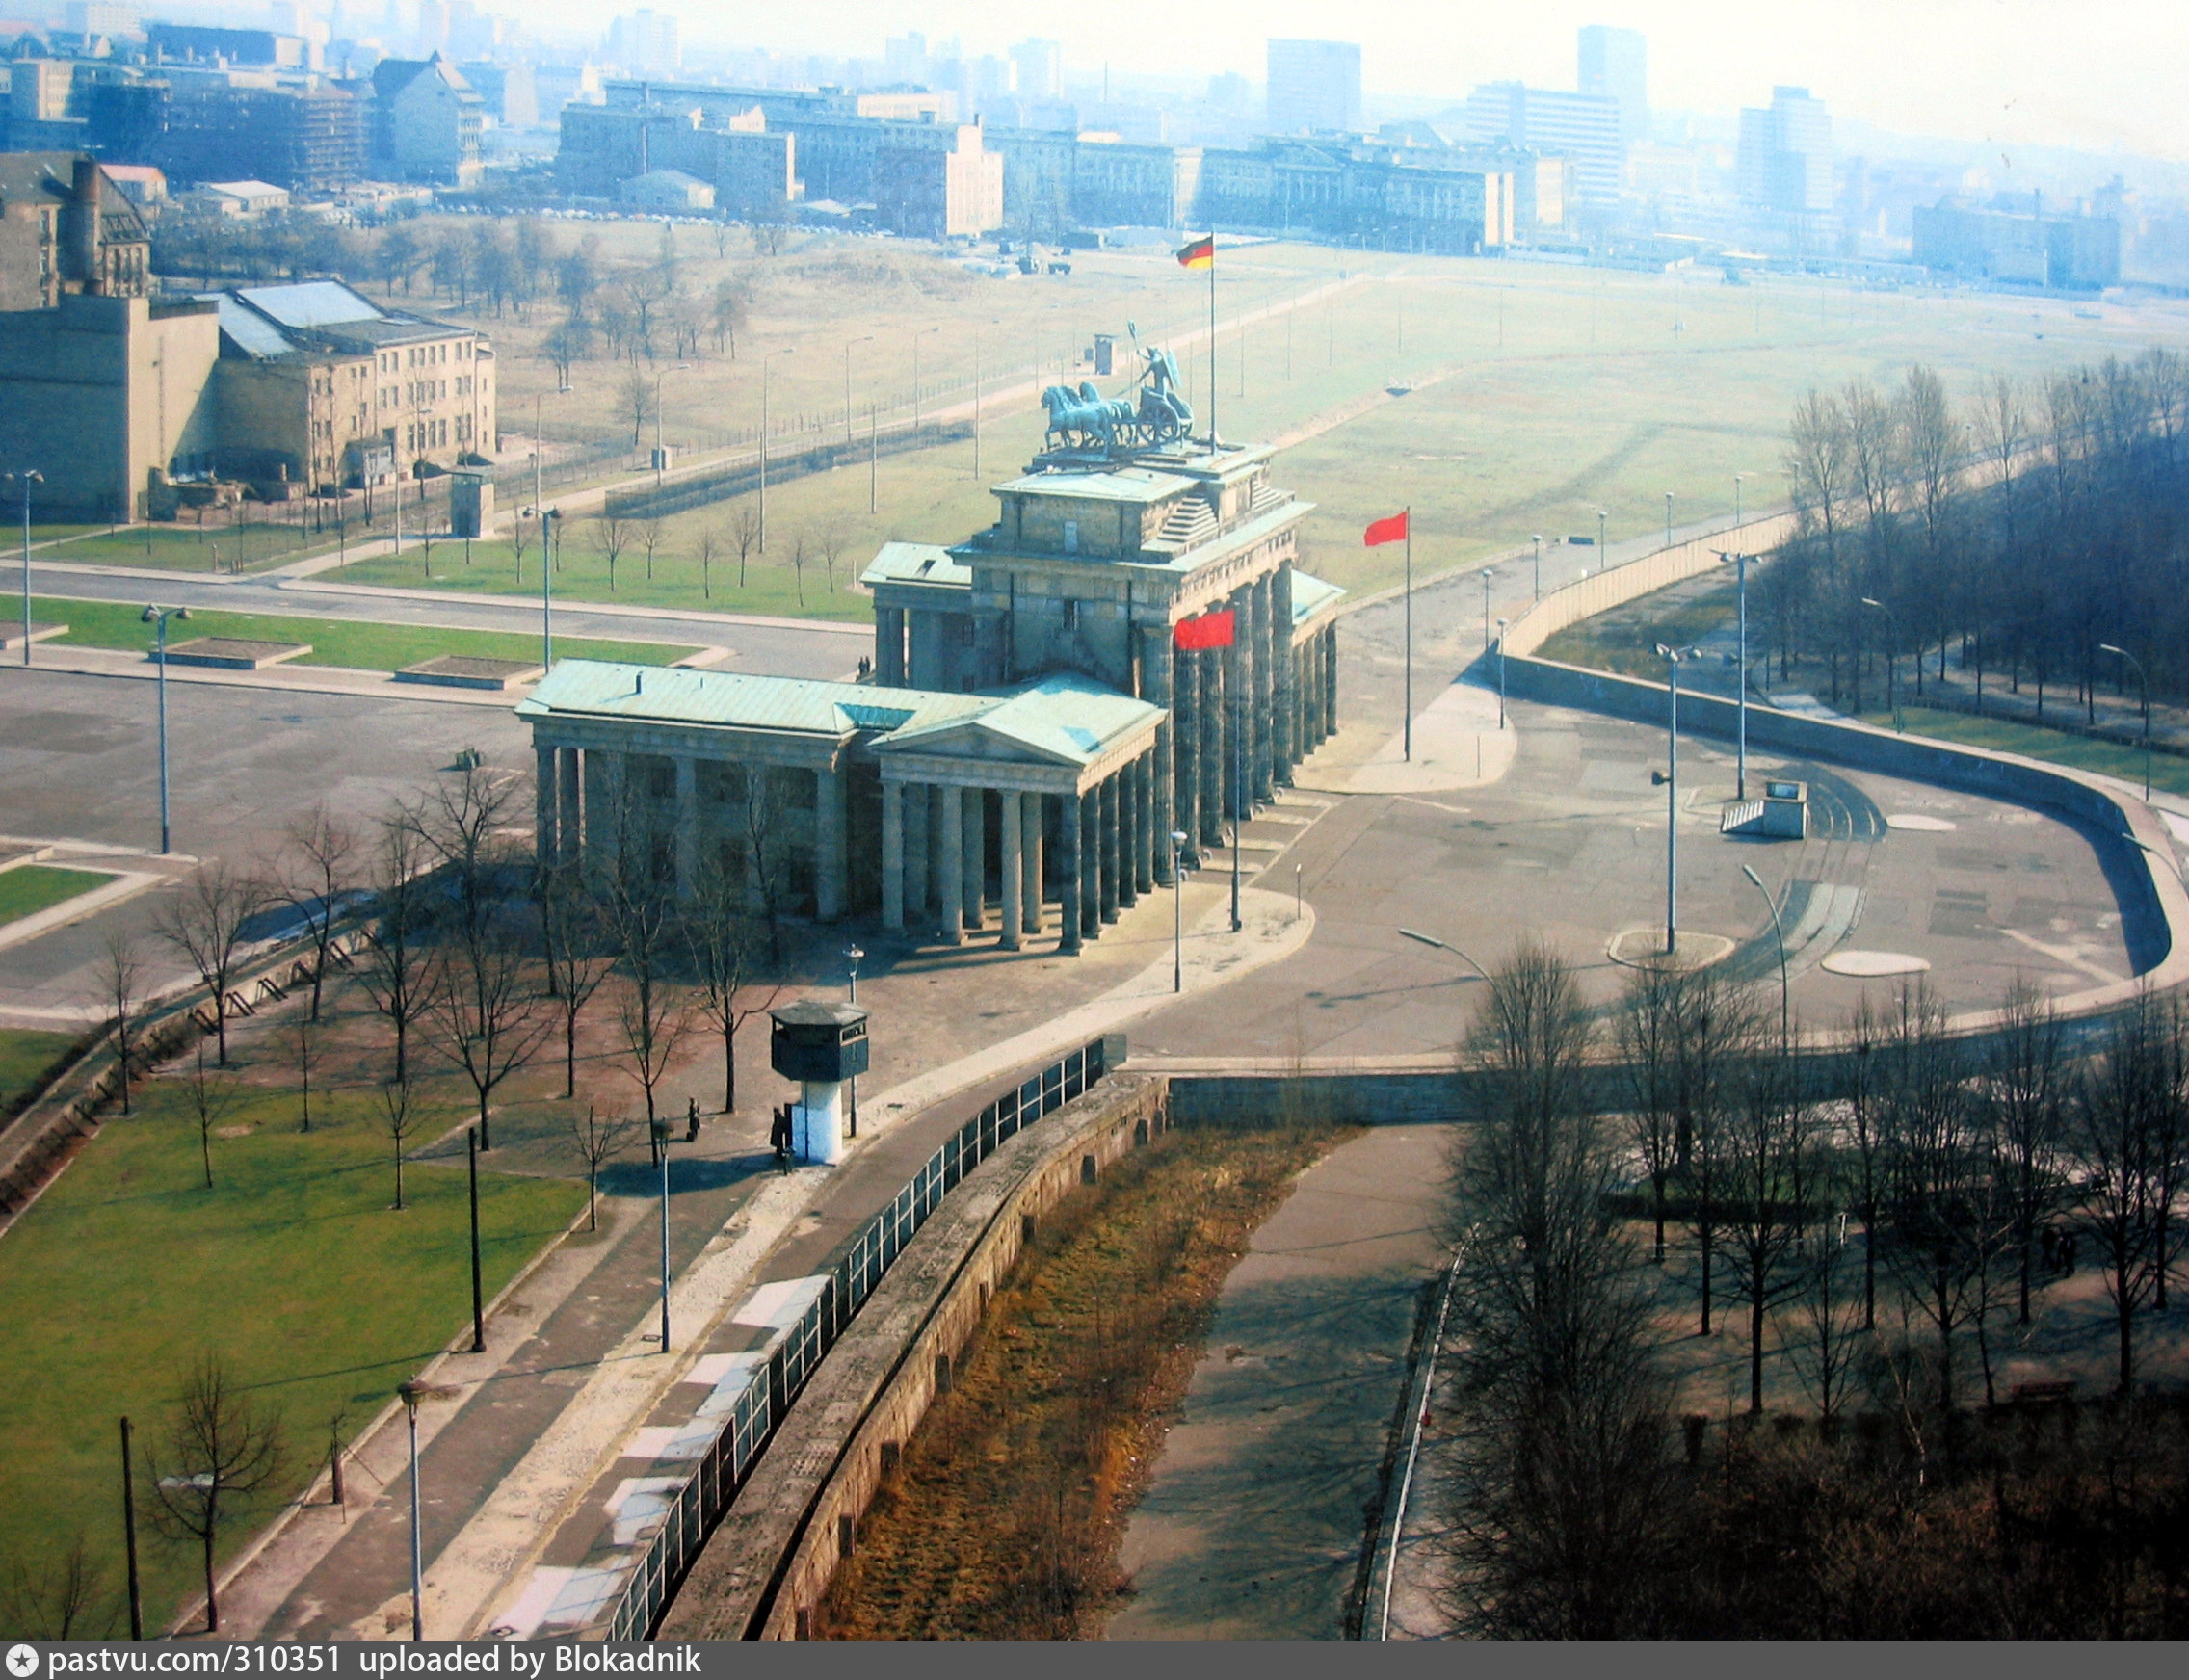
{"left": 1174, "top": 233, "right": 1215, "bottom": 270}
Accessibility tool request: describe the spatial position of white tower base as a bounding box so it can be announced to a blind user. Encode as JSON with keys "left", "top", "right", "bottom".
{"left": 793, "top": 1079, "right": 845, "bottom": 1166}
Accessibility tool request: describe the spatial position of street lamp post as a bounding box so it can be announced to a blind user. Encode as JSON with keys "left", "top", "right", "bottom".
{"left": 11, "top": 468, "right": 41, "bottom": 666}
{"left": 2100, "top": 643, "right": 2152, "bottom": 800}
{"left": 1495, "top": 617, "right": 1508, "bottom": 728}
{"left": 522, "top": 506, "right": 559, "bottom": 669}
{"left": 1171, "top": 830, "right": 1188, "bottom": 991}
{"left": 1229, "top": 684, "right": 1244, "bottom": 933}
{"left": 1734, "top": 472, "right": 1746, "bottom": 528}
{"left": 844, "top": 335, "right": 873, "bottom": 445}
{"left": 1860, "top": 596, "right": 1901, "bottom": 730}
{"left": 395, "top": 1380, "right": 440, "bottom": 1642}
{"left": 1480, "top": 566, "right": 1492, "bottom": 649}
{"left": 1654, "top": 643, "right": 1694, "bottom": 955}
{"left": 760, "top": 347, "right": 795, "bottom": 554}
{"left": 141, "top": 606, "right": 190, "bottom": 853}
{"left": 1596, "top": 508, "right": 1608, "bottom": 562}
{"left": 844, "top": 944, "right": 863, "bottom": 1137}
{"left": 1722, "top": 550, "right": 1751, "bottom": 799}
{"left": 651, "top": 361, "right": 690, "bottom": 488}
{"left": 467, "top": 1127, "right": 484, "bottom": 1352}
{"left": 1531, "top": 533, "right": 1542, "bottom": 600}
{"left": 1397, "top": 925, "right": 1492, "bottom": 982}
{"left": 654, "top": 1116, "right": 671, "bottom": 1353}
{"left": 1665, "top": 489, "right": 1674, "bottom": 547}
{"left": 1742, "top": 863, "right": 1790, "bottom": 1052}
{"left": 910, "top": 326, "right": 940, "bottom": 431}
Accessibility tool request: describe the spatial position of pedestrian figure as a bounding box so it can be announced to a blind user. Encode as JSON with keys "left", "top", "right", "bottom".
{"left": 2062, "top": 1231, "right": 2078, "bottom": 1274}
{"left": 771, "top": 1103, "right": 793, "bottom": 1170}
{"left": 2041, "top": 1226, "right": 2059, "bottom": 1272}
{"left": 685, "top": 1095, "right": 701, "bottom": 1142}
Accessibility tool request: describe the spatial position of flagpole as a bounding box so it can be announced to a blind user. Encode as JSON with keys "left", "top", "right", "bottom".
{"left": 1207, "top": 236, "right": 1218, "bottom": 449}
{"left": 1404, "top": 507, "right": 1412, "bottom": 762}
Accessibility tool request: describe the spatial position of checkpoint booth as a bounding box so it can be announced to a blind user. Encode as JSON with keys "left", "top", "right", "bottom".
{"left": 769, "top": 1000, "right": 870, "bottom": 1166}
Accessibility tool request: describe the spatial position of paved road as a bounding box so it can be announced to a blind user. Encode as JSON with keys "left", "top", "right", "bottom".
{"left": 22, "top": 561, "right": 867, "bottom": 680}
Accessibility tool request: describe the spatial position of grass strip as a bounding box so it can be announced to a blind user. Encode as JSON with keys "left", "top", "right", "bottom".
{"left": 35, "top": 596, "right": 695, "bottom": 673}
{"left": 0, "top": 865, "right": 113, "bottom": 929}
{"left": 815, "top": 1121, "right": 1351, "bottom": 1641}
{"left": 0, "top": 1025, "right": 81, "bottom": 1118}
{"left": 0, "top": 1080, "right": 583, "bottom": 1635}
{"left": 1855, "top": 706, "right": 2189, "bottom": 797}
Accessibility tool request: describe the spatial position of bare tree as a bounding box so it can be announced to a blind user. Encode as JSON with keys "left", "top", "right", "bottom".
{"left": 155, "top": 860, "right": 266, "bottom": 1065}
{"left": 815, "top": 518, "right": 846, "bottom": 594}
{"left": 100, "top": 926, "right": 146, "bottom": 1116}
{"left": 540, "top": 862, "right": 614, "bottom": 1099}
{"left": 404, "top": 760, "right": 519, "bottom": 942}
{"left": 600, "top": 858, "right": 692, "bottom": 1141}
{"left": 567, "top": 1104, "right": 639, "bottom": 1233}
{"left": 1985, "top": 976, "right": 2069, "bottom": 1325}
{"left": 621, "top": 364, "right": 656, "bottom": 446}
{"left": 1672, "top": 971, "right": 1748, "bottom": 1337}
{"left": 687, "top": 849, "right": 782, "bottom": 1114}
{"left": 1720, "top": 1045, "right": 1820, "bottom": 1412}
{"left": 788, "top": 532, "right": 808, "bottom": 607}
{"left": 277, "top": 804, "right": 358, "bottom": 1024}
{"left": 593, "top": 513, "right": 632, "bottom": 593}
{"left": 357, "top": 815, "right": 435, "bottom": 1085}
{"left": 694, "top": 523, "right": 722, "bottom": 600}
{"left": 728, "top": 503, "right": 760, "bottom": 589}
{"left": 1617, "top": 963, "right": 1683, "bottom": 1262}
{"left": 147, "top": 1355, "right": 285, "bottom": 1635}
{"left": 290, "top": 1012, "right": 320, "bottom": 1133}
{"left": 2070, "top": 987, "right": 2189, "bottom": 1397}
{"left": 1784, "top": 1201, "right": 1865, "bottom": 1425}
{"left": 639, "top": 515, "right": 665, "bottom": 583}
{"left": 426, "top": 915, "right": 548, "bottom": 1153}
{"left": 378, "top": 1071, "right": 424, "bottom": 1210}
{"left": 1, "top": 1535, "right": 119, "bottom": 1639}
{"left": 181, "top": 1042, "right": 236, "bottom": 1191}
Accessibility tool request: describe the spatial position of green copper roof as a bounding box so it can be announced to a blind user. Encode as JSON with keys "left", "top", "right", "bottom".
{"left": 1291, "top": 568, "right": 1346, "bottom": 625}
{"left": 877, "top": 671, "right": 1163, "bottom": 767}
{"left": 993, "top": 465, "right": 1195, "bottom": 504}
{"left": 859, "top": 541, "right": 971, "bottom": 589}
{"left": 517, "top": 661, "right": 989, "bottom": 737}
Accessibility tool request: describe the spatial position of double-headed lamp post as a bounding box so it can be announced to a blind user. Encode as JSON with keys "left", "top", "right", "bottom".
{"left": 1859, "top": 596, "right": 1901, "bottom": 731}
{"left": 845, "top": 944, "right": 863, "bottom": 1137}
{"left": 1531, "top": 533, "right": 1543, "bottom": 600}
{"left": 141, "top": 605, "right": 190, "bottom": 853}
{"left": 1741, "top": 862, "right": 1790, "bottom": 1052}
{"left": 844, "top": 334, "right": 873, "bottom": 444}
{"left": 1734, "top": 472, "right": 1746, "bottom": 528}
{"left": 1480, "top": 567, "right": 1493, "bottom": 648}
{"left": 2100, "top": 643, "right": 2152, "bottom": 801}
{"left": 10, "top": 468, "right": 40, "bottom": 666}
{"left": 1654, "top": 643, "right": 1696, "bottom": 955}
{"left": 1171, "top": 830, "right": 1189, "bottom": 992}
{"left": 1721, "top": 550, "right": 1751, "bottom": 799}
{"left": 1495, "top": 617, "right": 1508, "bottom": 728}
{"left": 1596, "top": 508, "right": 1608, "bottom": 560}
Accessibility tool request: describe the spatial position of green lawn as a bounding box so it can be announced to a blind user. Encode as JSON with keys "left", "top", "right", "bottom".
{"left": 0, "top": 1025, "right": 79, "bottom": 1116}
{"left": 0, "top": 1078, "right": 583, "bottom": 1636}
{"left": 1855, "top": 706, "right": 2189, "bottom": 797}
{"left": 38, "top": 596, "right": 699, "bottom": 672}
{"left": 1538, "top": 577, "right": 1740, "bottom": 679}
{"left": 0, "top": 864, "right": 114, "bottom": 928}
{"left": 41, "top": 520, "right": 323, "bottom": 575}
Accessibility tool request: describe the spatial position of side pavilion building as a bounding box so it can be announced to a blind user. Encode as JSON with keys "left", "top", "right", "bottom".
{"left": 518, "top": 388, "right": 1345, "bottom": 956}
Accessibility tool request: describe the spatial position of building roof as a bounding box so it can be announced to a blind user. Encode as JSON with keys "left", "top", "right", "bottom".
{"left": 994, "top": 464, "right": 1195, "bottom": 505}
{"left": 858, "top": 540, "right": 971, "bottom": 590}
{"left": 201, "top": 291, "right": 294, "bottom": 357}
{"left": 1290, "top": 567, "right": 1345, "bottom": 625}
{"left": 207, "top": 280, "right": 479, "bottom": 359}
{"left": 518, "top": 662, "right": 1162, "bottom": 771}
{"left": 0, "top": 152, "right": 150, "bottom": 242}
{"left": 234, "top": 278, "right": 379, "bottom": 327}
{"left": 199, "top": 179, "right": 290, "bottom": 200}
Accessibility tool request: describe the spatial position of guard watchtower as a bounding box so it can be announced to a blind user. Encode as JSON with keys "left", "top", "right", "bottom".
{"left": 770, "top": 1000, "right": 869, "bottom": 1165}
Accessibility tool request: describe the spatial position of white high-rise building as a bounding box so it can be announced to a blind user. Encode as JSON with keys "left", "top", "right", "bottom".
{"left": 1577, "top": 24, "right": 1646, "bottom": 144}
{"left": 1011, "top": 37, "right": 1062, "bottom": 101}
{"left": 1266, "top": 39, "right": 1361, "bottom": 135}
{"left": 1737, "top": 85, "right": 1833, "bottom": 213}
{"left": 608, "top": 9, "right": 679, "bottom": 78}
{"left": 1465, "top": 81, "right": 1622, "bottom": 204}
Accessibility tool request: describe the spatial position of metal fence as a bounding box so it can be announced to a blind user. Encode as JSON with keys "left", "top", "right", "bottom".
{"left": 600, "top": 1036, "right": 1112, "bottom": 1641}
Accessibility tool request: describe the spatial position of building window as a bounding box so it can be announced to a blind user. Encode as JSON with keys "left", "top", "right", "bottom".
{"left": 1063, "top": 518, "right": 1079, "bottom": 554}
{"left": 1062, "top": 599, "right": 1079, "bottom": 630}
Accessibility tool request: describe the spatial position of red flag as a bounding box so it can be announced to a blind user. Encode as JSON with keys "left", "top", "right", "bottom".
{"left": 1174, "top": 611, "right": 1235, "bottom": 650}
{"left": 1363, "top": 510, "right": 1410, "bottom": 547}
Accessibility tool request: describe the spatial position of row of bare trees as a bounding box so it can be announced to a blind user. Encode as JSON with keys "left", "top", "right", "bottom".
{"left": 1764, "top": 349, "right": 2189, "bottom": 718}
{"left": 567, "top": 505, "right": 850, "bottom": 603}
{"left": 1445, "top": 941, "right": 2189, "bottom": 1636}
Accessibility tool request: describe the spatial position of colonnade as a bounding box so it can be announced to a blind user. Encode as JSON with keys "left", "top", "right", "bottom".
{"left": 880, "top": 745, "right": 1159, "bottom": 956}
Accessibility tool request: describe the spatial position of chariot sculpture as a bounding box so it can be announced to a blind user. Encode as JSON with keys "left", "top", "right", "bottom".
{"left": 1038, "top": 328, "right": 1195, "bottom": 459}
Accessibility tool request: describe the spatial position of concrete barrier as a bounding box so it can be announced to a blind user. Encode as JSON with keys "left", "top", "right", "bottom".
{"left": 658, "top": 1074, "right": 1169, "bottom": 1642}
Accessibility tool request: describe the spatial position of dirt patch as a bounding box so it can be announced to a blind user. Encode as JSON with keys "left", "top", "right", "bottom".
{"left": 813, "top": 1121, "right": 1356, "bottom": 1641}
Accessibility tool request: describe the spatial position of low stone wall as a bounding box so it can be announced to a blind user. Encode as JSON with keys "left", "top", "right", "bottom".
{"left": 658, "top": 1073, "right": 1170, "bottom": 1642}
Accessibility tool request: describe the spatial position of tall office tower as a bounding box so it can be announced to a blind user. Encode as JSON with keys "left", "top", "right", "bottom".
{"left": 1577, "top": 24, "right": 1647, "bottom": 144}
{"left": 1464, "top": 81, "right": 1622, "bottom": 203}
{"left": 608, "top": 9, "right": 679, "bottom": 78}
{"left": 1266, "top": 39, "right": 1361, "bottom": 135}
{"left": 884, "top": 31, "right": 928, "bottom": 84}
{"left": 1737, "top": 85, "right": 1833, "bottom": 212}
{"left": 1011, "top": 38, "right": 1062, "bottom": 101}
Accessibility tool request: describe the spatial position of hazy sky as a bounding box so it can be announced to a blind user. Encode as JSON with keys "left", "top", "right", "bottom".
{"left": 673, "top": 0, "right": 2189, "bottom": 162}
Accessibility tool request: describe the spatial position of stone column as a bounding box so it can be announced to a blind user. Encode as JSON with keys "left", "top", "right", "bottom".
{"left": 904, "top": 779, "right": 929, "bottom": 920}
{"left": 881, "top": 778, "right": 905, "bottom": 931}
{"left": 1080, "top": 788, "right": 1101, "bottom": 940}
{"left": 1273, "top": 564, "right": 1296, "bottom": 782}
{"left": 1174, "top": 641, "right": 1200, "bottom": 865}
{"left": 1098, "top": 774, "right": 1121, "bottom": 923}
{"left": 815, "top": 763, "right": 846, "bottom": 923}
{"left": 1250, "top": 573, "right": 1275, "bottom": 803}
{"left": 1115, "top": 764, "right": 1138, "bottom": 912}
{"left": 961, "top": 786, "right": 985, "bottom": 933}
{"left": 534, "top": 743, "right": 558, "bottom": 867}
{"left": 1313, "top": 620, "right": 1331, "bottom": 735}
{"left": 936, "top": 781, "right": 963, "bottom": 946}
{"left": 998, "top": 790, "right": 1022, "bottom": 951}
{"left": 1147, "top": 628, "right": 1176, "bottom": 886}
{"left": 1203, "top": 640, "right": 1226, "bottom": 845}
{"left": 1020, "top": 793, "right": 1042, "bottom": 935}
{"left": 559, "top": 747, "right": 582, "bottom": 861}
{"left": 1133, "top": 752, "right": 1154, "bottom": 894}
{"left": 1223, "top": 591, "right": 1248, "bottom": 822}
{"left": 584, "top": 750, "right": 620, "bottom": 877}
{"left": 673, "top": 756, "right": 699, "bottom": 900}
{"left": 1058, "top": 790, "right": 1082, "bottom": 955}
{"left": 877, "top": 605, "right": 906, "bottom": 686}
{"left": 929, "top": 784, "right": 951, "bottom": 930}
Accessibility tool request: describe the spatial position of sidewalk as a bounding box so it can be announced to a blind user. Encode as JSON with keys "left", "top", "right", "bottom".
{"left": 213, "top": 878, "right": 1317, "bottom": 1641}
{"left": 11, "top": 643, "right": 528, "bottom": 707}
